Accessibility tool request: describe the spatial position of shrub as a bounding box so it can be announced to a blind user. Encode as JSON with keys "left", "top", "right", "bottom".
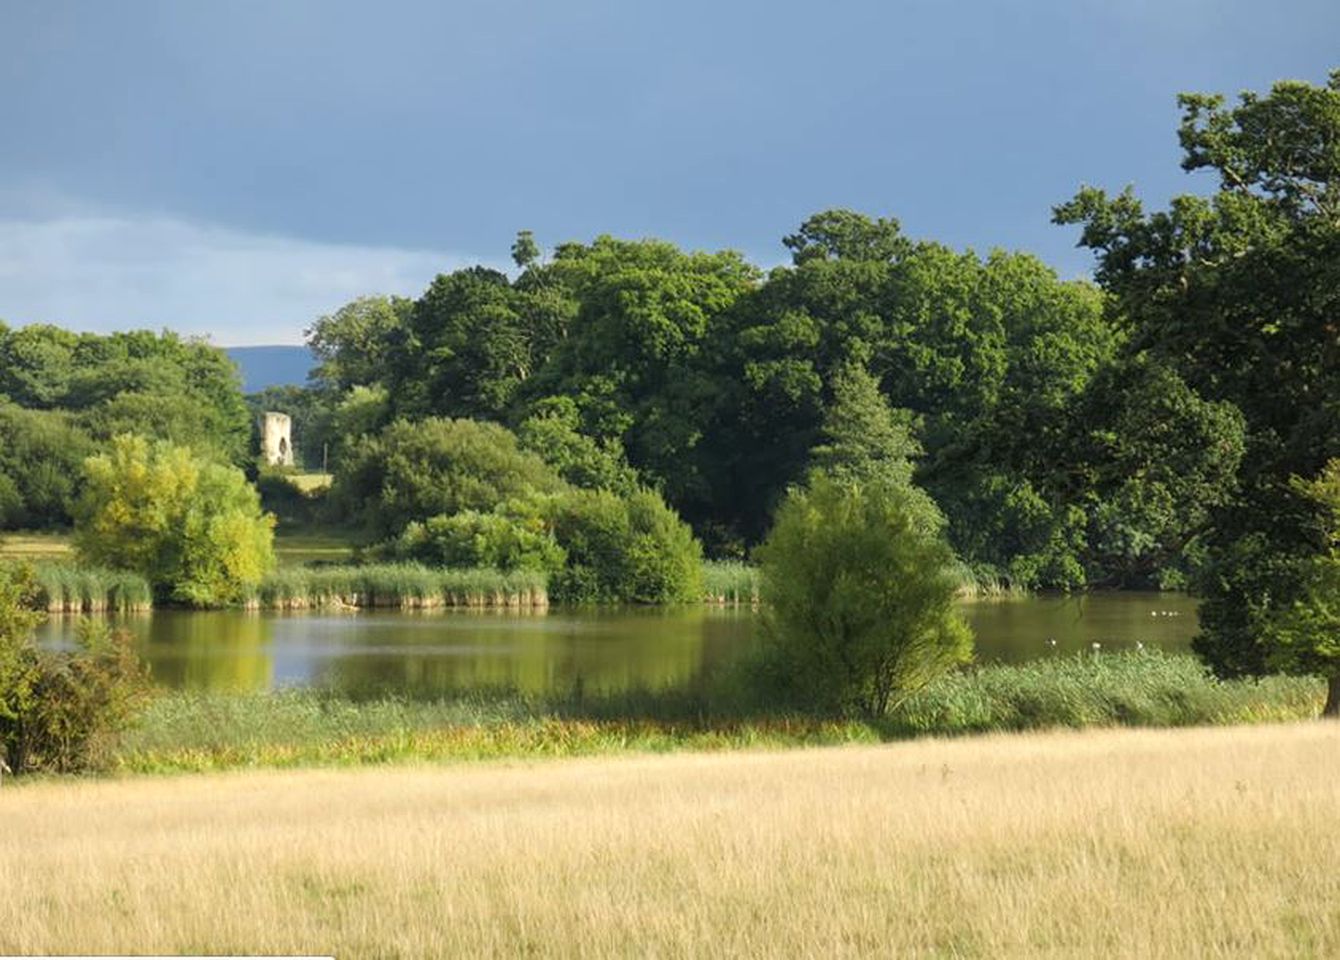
{"left": 751, "top": 473, "right": 972, "bottom": 717}
{"left": 0, "top": 563, "right": 149, "bottom": 774}
{"left": 547, "top": 488, "right": 703, "bottom": 604}
{"left": 73, "top": 435, "right": 276, "bottom": 607}
{"left": 381, "top": 504, "right": 565, "bottom": 574}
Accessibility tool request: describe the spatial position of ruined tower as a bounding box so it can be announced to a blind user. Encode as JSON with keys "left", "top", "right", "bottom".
{"left": 260, "top": 411, "right": 294, "bottom": 467}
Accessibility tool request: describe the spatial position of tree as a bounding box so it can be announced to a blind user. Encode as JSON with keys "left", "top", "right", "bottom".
{"left": 516, "top": 396, "right": 639, "bottom": 494}
{"left": 391, "top": 268, "right": 540, "bottom": 419}
{"left": 512, "top": 229, "right": 541, "bottom": 269}
{"left": 0, "top": 564, "right": 148, "bottom": 774}
{"left": 0, "top": 403, "right": 95, "bottom": 529}
{"left": 809, "top": 361, "right": 922, "bottom": 489}
{"left": 73, "top": 436, "right": 276, "bottom": 606}
{"left": 1259, "top": 460, "right": 1340, "bottom": 715}
{"left": 783, "top": 209, "right": 909, "bottom": 264}
{"left": 307, "top": 296, "right": 410, "bottom": 393}
{"left": 1071, "top": 357, "right": 1246, "bottom": 588}
{"left": 752, "top": 473, "right": 972, "bottom": 718}
{"left": 333, "top": 417, "right": 567, "bottom": 538}
{"left": 1055, "top": 68, "right": 1340, "bottom": 677}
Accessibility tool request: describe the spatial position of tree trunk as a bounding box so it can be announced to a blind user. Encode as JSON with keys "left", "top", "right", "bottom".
{"left": 1326, "top": 674, "right": 1340, "bottom": 718}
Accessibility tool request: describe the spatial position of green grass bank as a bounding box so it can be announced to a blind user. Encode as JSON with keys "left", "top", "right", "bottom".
{"left": 111, "top": 651, "right": 1325, "bottom": 775}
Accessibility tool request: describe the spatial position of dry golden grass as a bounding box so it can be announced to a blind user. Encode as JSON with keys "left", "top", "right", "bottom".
{"left": 3, "top": 722, "right": 1338, "bottom": 958}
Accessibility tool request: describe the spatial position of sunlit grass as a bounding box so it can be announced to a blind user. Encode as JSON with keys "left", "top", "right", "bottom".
{"left": 288, "top": 472, "right": 333, "bottom": 493}
{"left": 4, "top": 723, "right": 1338, "bottom": 957}
{"left": 0, "top": 531, "right": 73, "bottom": 560}
{"left": 273, "top": 530, "right": 356, "bottom": 567}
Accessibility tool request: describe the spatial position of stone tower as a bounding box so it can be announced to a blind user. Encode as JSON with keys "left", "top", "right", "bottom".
{"left": 260, "top": 412, "right": 294, "bottom": 467}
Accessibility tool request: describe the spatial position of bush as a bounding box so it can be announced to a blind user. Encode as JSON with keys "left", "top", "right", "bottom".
{"left": 0, "top": 563, "right": 150, "bottom": 774}
{"left": 73, "top": 435, "right": 276, "bottom": 607}
{"left": 381, "top": 504, "right": 566, "bottom": 574}
{"left": 751, "top": 473, "right": 972, "bottom": 717}
{"left": 547, "top": 488, "right": 703, "bottom": 604}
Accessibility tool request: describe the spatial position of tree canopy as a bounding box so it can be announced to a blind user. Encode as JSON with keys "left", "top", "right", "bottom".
{"left": 1055, "top": 68, "right": 1340, "bottom": 685}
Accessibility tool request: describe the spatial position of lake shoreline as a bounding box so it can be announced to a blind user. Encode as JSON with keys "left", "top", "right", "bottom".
{"left": 99, "top": 651, "right": 1323, "bottom": 778}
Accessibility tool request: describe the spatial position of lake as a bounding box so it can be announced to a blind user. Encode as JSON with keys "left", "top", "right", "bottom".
{"left": 35, "top": 592, "right": 1199, "bottom": 697}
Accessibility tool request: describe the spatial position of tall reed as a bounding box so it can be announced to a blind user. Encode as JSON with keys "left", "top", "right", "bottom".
{"left": 33, "top": 563, "right": 153, "bottom": 613}
{"left": 951, "top": 561, "right": 1031, "bottom": 600}
{"left": 253, "top": 563, "right": 549, "bottom": 610}
{"left": 702, "top": 560, "right": 760, "bottom": 605}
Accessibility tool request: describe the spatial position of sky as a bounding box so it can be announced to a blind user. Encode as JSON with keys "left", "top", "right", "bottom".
{"left": 2, "top": 1, "right": 1337, "bottom": 346}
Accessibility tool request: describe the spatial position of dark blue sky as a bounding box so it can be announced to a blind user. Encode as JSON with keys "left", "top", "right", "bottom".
{"left": 2, "top": 0, "right": 1337, "bottom": 343}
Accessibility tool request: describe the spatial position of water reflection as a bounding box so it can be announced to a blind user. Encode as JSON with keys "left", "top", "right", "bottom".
{"left": 33, "top": 593, "right": 1198, "bottom": 698}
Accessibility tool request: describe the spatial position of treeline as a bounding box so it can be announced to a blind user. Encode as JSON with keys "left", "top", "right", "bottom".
{"left": 0, "top": 327, "right": 251, "bottom": 529}
{"left": 282, "top": 219, "right": 1240, "bottom": 591}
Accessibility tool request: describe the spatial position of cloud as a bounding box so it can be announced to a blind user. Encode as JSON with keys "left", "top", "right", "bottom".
{"left": 0, "top": 213, "right": 489, "bottom": 345}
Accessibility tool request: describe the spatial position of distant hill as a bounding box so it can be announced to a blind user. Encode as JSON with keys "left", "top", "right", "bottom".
{"left": 226, "top": 345, "right": 316, "bottom": 393}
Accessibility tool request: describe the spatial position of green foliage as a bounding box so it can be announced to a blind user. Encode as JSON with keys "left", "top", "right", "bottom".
{"left": 333, "top": 417, "right": 566, "bottom": 538}
{"left": 307, "top": 295, "right": 410, "bottom": 393}
{"left": 808, "top": 361, "right": 921, "bottom": 488}
{"left": 1075, "top": 357, "right": 1246, "bottom": 587}
{"left": 0, "top": 402, "right": 95, "bottom": 529}
{"left": 511, "top": 229, "right": 541, "bottom": 269}
{"left": 517, "top": 396, "right": 639, "bottom": 494}
{"left": 1257, "top": 460, "right": 1340, "bottom": 712}
{"left": 382, "top": 506, "right": 566, "bottom": 574}
{"left": 390, "top": 267, "right": 561, "bottom": 420}
{"left": 0, "top": 565, "right": 149, "bottom": 774}
{"left": 0, "top": 325, "right": 251, "bottom": 464}
{"left": 547, "top": 488, "right": 704, "bottom": 604}
{"left": 752, "top": 473, "right": 972, "bottom": 718}
{"left": 73, "top": 435, "right": 276, "bottom": 607}
{"left": 1055, "top": 68, "right": 1340, "bottom": 674}
{"left": 255, "top": 470, "right": 329, "bottom": 530}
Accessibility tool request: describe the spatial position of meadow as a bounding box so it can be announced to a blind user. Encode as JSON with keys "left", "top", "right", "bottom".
{"left": 3, "top": 722, "right": 1337, "bottom": 958}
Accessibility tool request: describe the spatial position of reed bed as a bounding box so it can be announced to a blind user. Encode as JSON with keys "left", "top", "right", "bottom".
{"left": 701, "top": 560, "right": 760, "bottom": 605}
{"left": 952, "top": 562, "right": 1032, "bottom": 599}
{"left": 252, "top": 563, "right": 549, "bottom": 610}
{"left": 5, "top": 723, "right": 1339, "bottom": 957}
{"left": 32, "top": 562, "right": 153, "bottom": 613}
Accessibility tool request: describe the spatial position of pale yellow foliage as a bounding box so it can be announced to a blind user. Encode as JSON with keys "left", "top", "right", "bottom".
{"left": 2, "top": 723, "right": 1338, "bottom": 957}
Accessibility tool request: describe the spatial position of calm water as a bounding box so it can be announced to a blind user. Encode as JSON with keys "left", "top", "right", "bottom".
{"left": 36, "top": 593, "right": 1199, "bottom": 697}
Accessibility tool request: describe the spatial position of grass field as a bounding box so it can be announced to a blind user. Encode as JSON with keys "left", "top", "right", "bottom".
{"left": 3, "top": 722, "right": 1338, "bottom": 957}
{"left": 0, "top": 531, "right": 72, "bottom": 560}
{"left": 0, "top": 529, "right": 356, "bottom": 567}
